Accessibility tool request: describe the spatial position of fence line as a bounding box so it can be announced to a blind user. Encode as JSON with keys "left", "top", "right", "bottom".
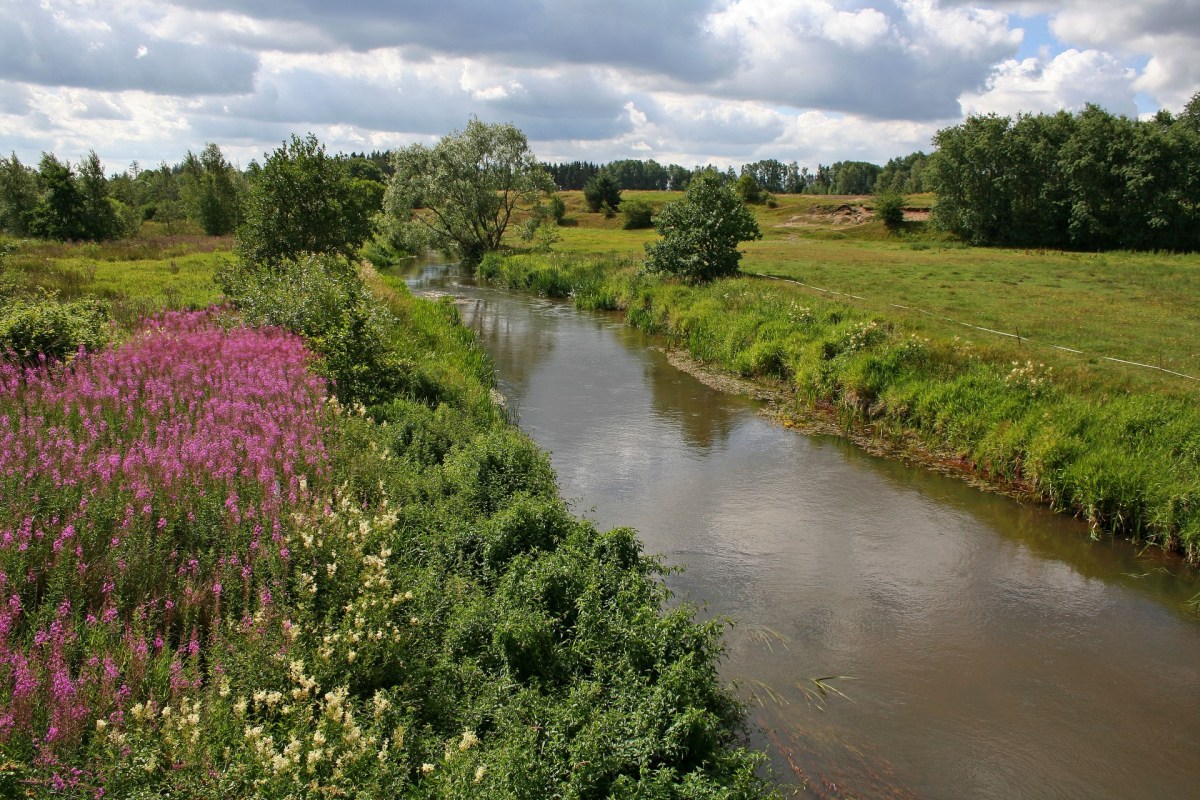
{"left": 745, "top": 271, "right": 1200, "bottom": 383}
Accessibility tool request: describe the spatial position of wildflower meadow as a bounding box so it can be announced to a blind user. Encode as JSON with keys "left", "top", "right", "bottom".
{"left": 0, "top": 310, "right": 331, "bottom": 792}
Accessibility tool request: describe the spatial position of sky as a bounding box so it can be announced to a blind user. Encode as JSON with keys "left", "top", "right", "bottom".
{"left": 2, "top": 0, "right": 1198, "bottom": 172}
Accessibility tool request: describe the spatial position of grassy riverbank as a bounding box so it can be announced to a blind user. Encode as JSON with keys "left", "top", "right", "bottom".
{"left": 0, "top": 238, "right": 772, "bottom": 796}
{"left": 479, "top": 249, "right": 1200, "bottom": 562}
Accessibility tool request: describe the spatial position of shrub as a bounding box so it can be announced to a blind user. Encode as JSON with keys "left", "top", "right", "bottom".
{"left": 644, "top": 173, "right": 762, "bottom": 283}
{"left": 583, "top": 174, "right": 621, "bottom": 213}
{"left": 875, "top": 191, "right": 906, "bottom": 231}
{"left": 621, "top": 198, "right": 654, "bottom": 229}
{"left": 216, "top": 253, "right": 426, "bottom": 405}
{"left": 0, "top": 296, "right": 109, "bottom": 363}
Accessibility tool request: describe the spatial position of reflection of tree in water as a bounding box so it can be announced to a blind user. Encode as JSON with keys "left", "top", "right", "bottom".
{"left": 641, "top": 349, "right": 738, "bottom": 452}
{"left": 458, "top": 298, "right": 557, "bottom": 401}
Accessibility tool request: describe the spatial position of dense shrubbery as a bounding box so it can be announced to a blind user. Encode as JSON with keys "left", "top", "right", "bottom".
{"left": 0, "top": 244, "right": 111, "bottom": 362}
{"left": 621, "top": 198, "right": 655, "bottom": 229}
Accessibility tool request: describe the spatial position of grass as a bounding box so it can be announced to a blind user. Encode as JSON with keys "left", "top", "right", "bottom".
{"left": 540, "top": 191, "right": 1200, "bottom": 394}
{"left": 2, "top": 229, "right": 230, "bottom": 327}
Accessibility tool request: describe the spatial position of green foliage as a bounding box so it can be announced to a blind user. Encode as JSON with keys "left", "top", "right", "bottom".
{"left": 930, "top": 98, "right": 1200, "bottom": 250}
{"left": 237, "top": 134, "right": 376, "bottom": 266}
{"left": 386, "top": 119, "right": 554, "bottom": 266}
{"left": 644, "top": 173, "right": 762, "bottom": 283}
{"left": 0, "top": 295, "right": 109, "bottom": 363}
{"left": 734, "top": 172, "right": 764, "bottom": 204}
{"left": 621, "top": 197, "right": 654, "bottom": 229}
{"left": 180, "top": 143, "right": 241, "bottom": 236}
{"left": 547, "top": 193, "right": 567, "bottom": 224}
{"left": 216, "top": 253, "right": 422, "bottom": 405}
{"left": 874, "top": 191, "right": 905, "bottom": 231}
{"left": 0, "top": 153, "right": 39, "bottom": 236}
{"left": 583, "top": 173, "right": 622, "bottom": 213}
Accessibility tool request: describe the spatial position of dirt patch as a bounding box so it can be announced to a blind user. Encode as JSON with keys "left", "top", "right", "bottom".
{"left": 902, "top": 207, "right": 931, "bottom": 222}
{"left": 778, "top": 203, "right": 873, "bottom": 228}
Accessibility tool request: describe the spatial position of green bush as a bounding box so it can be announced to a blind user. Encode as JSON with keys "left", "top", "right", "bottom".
{"left": 216, "top": 253, "right": 427, "bottom": 405}
{"left": 621, "top": 198, "right": 654, "bottom": 229}
{"left": 0, "top": 296, "right": 110, "bottom": 363}
{"left": 875, "top": 191, "right": 905, "bottom": 231}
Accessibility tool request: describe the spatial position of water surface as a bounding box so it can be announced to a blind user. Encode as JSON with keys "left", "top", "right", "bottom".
{"left": 401, "top": 260, "right": 1200, "bottom": 799}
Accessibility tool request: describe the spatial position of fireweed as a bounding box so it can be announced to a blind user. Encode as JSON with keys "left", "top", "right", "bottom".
{"left": 0, "top": 310, "right": 330, "bottom": 788}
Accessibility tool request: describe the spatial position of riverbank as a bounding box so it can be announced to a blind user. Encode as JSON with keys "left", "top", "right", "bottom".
{"left": 477, "top": 251, "right": 1200, "bottom": 563}
{"left": 0, "top": 240, "right": 774, "bottom": 796}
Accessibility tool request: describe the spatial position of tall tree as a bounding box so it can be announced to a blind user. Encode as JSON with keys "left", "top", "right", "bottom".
{"left": 29, "top": 154, "right": 86, "bottom": 241}
{"left": 239, "top": 134, "right": 376, "bottom": 265}
{"left": 181, "top": 143, "right": 241, "bottom": 236}
{"left": 387, "top": 119, "right": 554, "bottom": 264}
{"left": 0, "top": 153, "right": 39, "bottom": 236}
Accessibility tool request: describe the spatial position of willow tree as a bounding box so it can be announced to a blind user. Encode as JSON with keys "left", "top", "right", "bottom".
{"left": 385, "top": 119, "right": 554, "bottom": 265}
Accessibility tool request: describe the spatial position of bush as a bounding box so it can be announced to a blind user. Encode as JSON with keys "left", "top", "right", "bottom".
{"left": 875, "top": 191, "right": 905, "bottom": 231}
{"left": 621, "top": 198, "right": 654, "bottom": 229}
{"left": 583, "top": 174, "right": 621, "bottom": 213}
{"left": 216, "top": 253, "right": 426, "bottom": 405}
{"left": 0, "top": 296, "right": 110, "bottom": 363}
{"left": 644, "top": 173, "right": 762, "bottom": 283}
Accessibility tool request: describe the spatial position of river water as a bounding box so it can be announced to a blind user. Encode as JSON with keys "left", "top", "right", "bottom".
{"left": 399, "top": 261, "right": 1200, "bottom": 799}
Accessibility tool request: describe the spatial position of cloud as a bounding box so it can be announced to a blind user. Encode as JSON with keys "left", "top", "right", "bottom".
{"left": 0, "top": 0, "right": 258, "bottom": 95}
{"left": 702, "top": 0, "right": 1021, "bottom": 120}
{"left": 960, "top": 48, "right": 1138, "bottom": 117}
{"left": 169, "top": 0, "right": 733, "bottom": 81}
{"left": 195, "top": 51, "right": 632, "bottom": 142}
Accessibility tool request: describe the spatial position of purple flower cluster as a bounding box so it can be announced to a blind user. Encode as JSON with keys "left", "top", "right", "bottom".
{"left": 0, "top": 310, "right": 329, "bottom": 767}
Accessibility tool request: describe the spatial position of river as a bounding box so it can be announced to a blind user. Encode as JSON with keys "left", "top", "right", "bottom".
{"left": 398, "top": 260, "right": 1200, "bottom": 799}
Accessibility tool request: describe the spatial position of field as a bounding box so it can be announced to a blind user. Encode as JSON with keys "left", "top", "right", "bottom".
{"left": 546, "top": 191, "right": 1200, "bottom": 395}
{"left": 1, "top": 231, "right": 229, "bottom": 326}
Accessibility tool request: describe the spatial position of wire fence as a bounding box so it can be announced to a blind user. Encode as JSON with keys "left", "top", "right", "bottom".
{"left": 744, "top": 271, "right": 1200, "bottom": 383}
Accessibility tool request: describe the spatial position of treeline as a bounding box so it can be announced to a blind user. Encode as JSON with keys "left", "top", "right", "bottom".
{"left": 544, "top": 156, "right": 928, "bottom": 195}
{"left": 929, "top": 96, "right": 1200, "bottom": 251}
{"left": 0, "top": 144, "right": 389, "bottom": 242}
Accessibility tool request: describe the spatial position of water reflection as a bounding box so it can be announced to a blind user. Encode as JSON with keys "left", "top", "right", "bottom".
{"left": 390, "top": 259, "right": 1200, "bottom": 800}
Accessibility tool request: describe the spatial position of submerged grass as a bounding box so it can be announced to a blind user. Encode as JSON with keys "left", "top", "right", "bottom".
{"left": 483, "top": 252, "right": 1200, "bottom": 561}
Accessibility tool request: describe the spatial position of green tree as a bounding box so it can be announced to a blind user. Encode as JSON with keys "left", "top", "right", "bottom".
{"left": 238, "top": 133, "right": 376, "bottom": 266}
{"left": 386, "top": 119, "right": 554, "bottom": 265}
{"left": 180, "top": 143, "right": 241, "bottom": 236}
{"left": 734, "top": 172, "right": 764, "bottom": 204}
{"left": 145, "top": 162, "right": 185, "bottom": 233}
{"left": 582, "top": 173, "right": 622, "bottom": 213}
{"left": 644, "top": 172, "right": 762, "bottom": 283}
{"left": 620, "top": 197, "right": 654, "bottom": 229}
{"left": 77, "top": 151, "right": 124, "bottom": 241}
{"left": 0, "top": 153, "right": 39, "bottom": 236}
{"left": 29, "top": 154, "right": 86, "bottom": 241}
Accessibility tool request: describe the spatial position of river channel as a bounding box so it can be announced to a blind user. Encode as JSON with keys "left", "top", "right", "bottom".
{"left": 398, "top": 260, "right": 1200, "bottom": 799}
